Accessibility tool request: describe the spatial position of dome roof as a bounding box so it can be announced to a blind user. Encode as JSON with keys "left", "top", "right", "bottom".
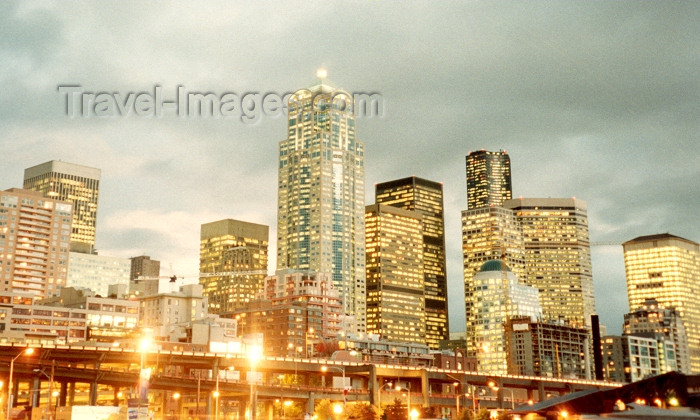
{"left": 478, "top": 260, "right": 511, "bottom": 272}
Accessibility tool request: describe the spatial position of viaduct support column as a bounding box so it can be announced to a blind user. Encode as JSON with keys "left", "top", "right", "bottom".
{"left": 420, "top": 370, "right": 429, "bottom": 408}
{"left": 538, "top": 382, "right": 545, "bottom": 402}
{"left": 368, "top": 365, "right": 377, "bottom": 406}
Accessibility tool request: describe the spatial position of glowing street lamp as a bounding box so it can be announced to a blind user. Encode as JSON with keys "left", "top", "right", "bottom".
{"left": 138, "top": 335, "right": 152, "bottom": 419}
{"left": 377, "top": 381, "right": 394, "bottom": 411}
{"left": 7, "top": 348, "right": 35, "bottom": 419}
{"left": 248, "top": 345, "right": 263, "bottom": 420}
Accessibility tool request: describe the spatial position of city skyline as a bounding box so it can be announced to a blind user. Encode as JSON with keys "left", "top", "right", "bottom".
{"left": 1, "top": 2, "right": 698, "bottom": 336}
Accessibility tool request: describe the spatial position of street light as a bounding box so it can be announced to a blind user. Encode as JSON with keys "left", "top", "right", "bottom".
{"left": 489, "top": 383, "right": 514, "bottom": 410}
{"left": 321, "top": 366, "right": 347, "bottom": 404}
{"left": 376, "top": 381, "right": 394, "bottom": 411}
{"left": 138, "top": 336, "right": 152, "bottom": 420}
{"left": 7, "top": 348, "right": 35, "bottom": 419}
{"left": 248, "top": 345, "right": 263, "bottom": 420}
{"left": 397, "top": 383, "right": 412, "bottom": 420}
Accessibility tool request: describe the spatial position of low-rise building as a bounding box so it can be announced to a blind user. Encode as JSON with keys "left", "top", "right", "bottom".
{"left": 602, "top": 335, "right": 661, "bottom": 383}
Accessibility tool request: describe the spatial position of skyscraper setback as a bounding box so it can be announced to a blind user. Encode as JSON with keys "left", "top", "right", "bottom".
{"left": 375, "top": 176, "right": 448, "bottom": 349}
{"left": 277, "top": 76, "right": 366, "bottom": 333}
{"left": 465, "top": 149, "right": 512, "bottom": 209}
{"left": 623, "top": 233, "right": 700, "bottom": 373}
{"left": 23, "top": 160, "right": 101, "bottom": 254}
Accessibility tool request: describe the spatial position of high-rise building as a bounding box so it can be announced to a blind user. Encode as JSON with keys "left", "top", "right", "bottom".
{"left": 465, "top": 149, "right": 512, "bottom": 209}
{"left": 277, "top": 76, "right": 366, "bottom": 333}
{"left": 67, "top": 252, "right": 131, "bottom": 296}
{"left": 462, "top": 207, "right": 526, "bottom": 332}
{"left": 505, "top": 316, "right": 590, "bottom": 379}
{"left": 504, "top": 198, "right": 595, "bottom": 328}
{"left": 0, "top": 188, "right": 72, "bottom": 298}
{"left": 365, "top": 204, "right": 425, "bottom": 344}
{"left": 375, "top": 176, "right": 448, "bottom": 349}
{"left": 623, "top": 233, "right": 700, "bottom": 373}
{"left": 23, "top": 160, "right": 101, "bottom": 254}
{"left": 234, "top": 269, "right": 343, "bottom": 357}
{"left": 200, "top": 219, "right": 268, "bottom": 315}
{"left": 467, "top": 260, "right": 542, "bottom": 374}
{"left": 129, "top": 255, "right": 161, "bottom": 297}
{"left": 602, "top": 335, "right": 661, "bottom": 383}
{"left": 623, "top": 298, "right": 689, "bottom": 374}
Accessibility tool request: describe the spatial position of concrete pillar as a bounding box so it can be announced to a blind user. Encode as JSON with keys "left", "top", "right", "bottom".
{"left": 113, "top": 387, "right": 120, "bottom": 407}
{"left": 420, "top": 370, "right": 429, "bottom": 407}
{"left": 31, "top": 377, "right": 41, "bottom": 408}
{"left": 526, "top": 388, "right": 534, "bottom": 403}
{"left": 306, "top": 392, "right": 315, "bottom": 415}
{"left": 538, "top": 382, "right": 545, "bottom": 402}
{"left": 68, "top": 382, "right": 75, "bottom": 406}
{"left": 59, "top": 382, "right": 68, "bottom": 406}
{"left": 89, "top": 381, "right": 98, "bottom": 405}
{"left": 368, "top": 365, "right": 377, "bottom": 406}
{"left": 239, "top": 398, "right": 248, "bottom": 419}
{"left": 266, "top": 400, "right": 274, "bottom": 420}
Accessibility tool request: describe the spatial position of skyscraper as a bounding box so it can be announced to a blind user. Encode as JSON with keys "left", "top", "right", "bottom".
{"left": 23, "top": 160, "right": 101, "bottom": 254}
{"left": 623, "top": 233, "right": 700, "bottom": 373}
{"left": 0, "top": 188, "right": 72, "bottom": 298}
{"left": 465, "top": 149, "right": 512, "bottom": 209}
{"left": 468, "top": 260, "right": 542, "bottom": 374}
{"left": 200, "top": 219, "right": 268, "bottom": 315}
{"left": 504, "top": 198, "right": 595, "bottom": 328}
{"left": 365, "top": 204, "right": 425, "bottom": 344}
{"left": 277, "top": 75, "right": 366, "bottom": 333}
{"left": 375, "top": 176, "right": 448, "bottom": 349}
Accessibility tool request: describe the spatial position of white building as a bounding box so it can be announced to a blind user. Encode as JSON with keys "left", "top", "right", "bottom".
{"left": 67, "top": 252, "right": 131, "bottom": 296}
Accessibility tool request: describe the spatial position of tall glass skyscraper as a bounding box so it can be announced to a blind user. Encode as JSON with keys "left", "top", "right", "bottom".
{"left": 23, "top": 160, "right": 100, "bottom": 254}
{"left": 375, "top": 176, "right": 448, "bottom": 349}
{"left": 623, "top": 233, "right": 700, "bottom": 373}
{"left": 277, "top": 76, "right": 366, "bottom": 333}
{"left": 465, "top": 150, "right": 512, "bottom": 209}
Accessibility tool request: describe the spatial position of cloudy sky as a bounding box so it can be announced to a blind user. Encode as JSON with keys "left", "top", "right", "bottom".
{"left": 1, "top": 1, "right": 698, "bottom": 334}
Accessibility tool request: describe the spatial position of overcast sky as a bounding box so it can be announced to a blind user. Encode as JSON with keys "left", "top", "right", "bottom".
{"left": 1, "top": 1, "right": 698, "bottom": 335}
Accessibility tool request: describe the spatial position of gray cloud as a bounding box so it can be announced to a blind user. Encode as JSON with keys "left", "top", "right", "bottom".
{"left": 1, "top": 0, "right": 698, "bottom": 335}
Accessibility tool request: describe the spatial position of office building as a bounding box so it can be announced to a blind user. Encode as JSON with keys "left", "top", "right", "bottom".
{"left": 505, "top": 316, "right": 590, "bottom": 379}
{"left": 67, "top": 252, "right": 130, "bottom": 296}
{"left": 602, "top": 335, "right": 661, "bottom": 383}
{"left": 623, "top": 233, "right": 700, "bottom": 373}
{"left": 465, "top": 149, "right": 512, "bottom": 209}
{"left": 277, "top": 76, "right": 366, "bottom": 333}
{"left": 23, "top": 160, "right": 101, "bottom": 254}
{"left": 254, "top": 269, "right": 343, "bottom": 355}
{"left": 200, "top": 219, "right": 268, "bottom": 315}
{"left": 375, "top": 176, "right": 448, "bottom": 349}
{"left": 130, "top": 255, "right": 161, "bottom": 297}
{"left": 365, "top": 204, "right": 425, "bottom": 344}
{"left": 467, "top": 260, "right": 542, "bottom": 374}
{"left": 504, "top": 198, "right": 595, "bottom": 327}
{"left": 0, "top": 188, "right": 72, "bottom": 298}
{"left": 0, "top": 287, "right": 139, "bottom": 345}
{"left": 623, "top": 298, "right": 690, "bottom": 374}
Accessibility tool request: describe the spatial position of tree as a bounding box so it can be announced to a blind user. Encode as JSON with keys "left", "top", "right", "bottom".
{"left": 346, "top": 402, "right": 379, "bottom": 420}
{"left": 383, "top": 399, "right": 405, "bottom": 420}
{"left": 456, "top": 408, "right": 491, "bottom": 420}
{"left": 315, "top": 399, "right": 344, "bottom": 420}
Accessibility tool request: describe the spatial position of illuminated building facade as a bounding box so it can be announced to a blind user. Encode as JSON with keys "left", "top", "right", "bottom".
{"left": 23, "top": 160, "right": 100, "bottom": 254}
{"left": 602, "top": 335, "right": 661, "bottom": 383}
{"left": 0, "top": 287, "right": 139, "bottom": 345}
{"left": 365, "top": 204, "right": 425, "bottom": 344}
{"left": 277, "top": 76, "right": 366, "bottom": 333}
{"left": 200, "top": 219, "right": 268, "bottom": 315}
{"left": 375, "top": 176, "right": 448, "bottom": 349}
{"left": 505, "top": 316, "right": 590, "bottom": 379}
{"left": 255, "top": 269, "right": 342, "bottom": 354}
{"left": 623, "top": 298, "right": 691, "bottom": 374}
{"left": 465, "top": 149, "right": 512, "bottom": 209}
{"left": 623, "top": 233, "right": 700, "bottom": 373}
{"left": 0, "top": 188, "right": 72, "bottom": 298}
{"left": 67, "top": 252, "right": 130, "bottom": 296}
{"left": 467, "top": 260, "right": 542, "bottom": 374}
{"left": 504, "top": 198, "right": 595, "bottom": 328}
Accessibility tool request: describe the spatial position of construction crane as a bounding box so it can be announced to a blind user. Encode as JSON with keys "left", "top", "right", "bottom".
{"left": 135, "top": 270, "right": 268, "bottom": 283}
